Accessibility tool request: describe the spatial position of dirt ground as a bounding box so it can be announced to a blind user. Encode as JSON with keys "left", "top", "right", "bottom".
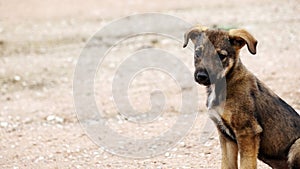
{"left": 1, "top": 0, "right": 300, "bottom": 168}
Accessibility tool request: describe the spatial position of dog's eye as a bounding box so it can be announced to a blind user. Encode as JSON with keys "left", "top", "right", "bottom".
{"left": 218, "top": 50, "right": 228, "bottom": 61}
{"left": 195, "top": 46, "right": 203, "bottom": 58}
{"left": 218, "top": 53, "right": 227, "bottom": 61}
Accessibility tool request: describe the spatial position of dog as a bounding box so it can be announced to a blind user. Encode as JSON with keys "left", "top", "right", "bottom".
{"left": 183, "top": 25, "right": 300, "bottom": 169}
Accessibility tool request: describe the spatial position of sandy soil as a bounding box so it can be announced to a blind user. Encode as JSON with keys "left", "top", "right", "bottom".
{"left": 0, "top": 0, "right": 300, "bottom": 168}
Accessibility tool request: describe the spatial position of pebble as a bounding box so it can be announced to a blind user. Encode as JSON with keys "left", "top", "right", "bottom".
{"left": 23, "top": 117, "right": 33, "bottom": 124}
{"left": 204, "top": 141, "right": 212, "bottom": 147}
{"left": 46, "top": 115, "right": 64, "bottom": 123}
{"left": 55, "top": 116, "right": 64, "bottom": 123}
{"left": 179, "top": 141, "right": 185, "bottom": 147}
{"left": 46, "top": 115, "right": 56, "bottom": 121}
{"left": 34, "top": 156, "right": 44, "bottom": 163}
{"left": 0, "top": 121, "right": 8, "bottom": 128}
{"left": 93, "top": 151, "right": 100, "bottom": 155}
{"left": 13, "top": 75, "right": 21, "bottom": 82}
{"left": 48, "top": 154, "right": 54, "bottom": 158}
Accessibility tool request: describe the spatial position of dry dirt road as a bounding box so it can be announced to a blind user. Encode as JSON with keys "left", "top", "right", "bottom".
{"left": 0, "top": 0, "right": 300, "bottom": 168}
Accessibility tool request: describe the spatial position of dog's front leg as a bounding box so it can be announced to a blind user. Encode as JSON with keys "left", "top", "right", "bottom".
{"left": 219, "top": 132, "right": 238, "bottom": 169}
{"left": 237, "top": 134, "right": 260, "bottom": 169}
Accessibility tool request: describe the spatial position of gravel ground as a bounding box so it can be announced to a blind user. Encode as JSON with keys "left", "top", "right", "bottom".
{"left": 0, "top": 0, "right": 300, "bottom": 168}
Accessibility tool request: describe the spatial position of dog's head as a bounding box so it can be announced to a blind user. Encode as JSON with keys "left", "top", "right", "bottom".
{"left": 183, "top": 25, "right": 257, "bottom": 86}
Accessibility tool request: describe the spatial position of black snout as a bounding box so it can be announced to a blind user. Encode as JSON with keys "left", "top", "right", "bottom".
{"left": 196, "top": 71, "right": 208, "bottom": 81}
{"left": 195, "top": 70, "right": 211, "bottom": 86}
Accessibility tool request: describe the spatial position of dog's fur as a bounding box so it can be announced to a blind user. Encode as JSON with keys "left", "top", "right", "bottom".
{"left": 183, "top": 25, "right": 300, "bottom": 169}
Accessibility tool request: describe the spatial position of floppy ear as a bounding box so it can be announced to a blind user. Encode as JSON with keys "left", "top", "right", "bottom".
{"left": 183, "top": 25, "right": 208, "bottom": 48}
{"left": 229, "top": 29, "right": 258, "bottom": 55}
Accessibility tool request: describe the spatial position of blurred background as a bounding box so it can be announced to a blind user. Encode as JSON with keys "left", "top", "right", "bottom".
{"left": 0, "top": 0, "right": 299, "bottom": 168}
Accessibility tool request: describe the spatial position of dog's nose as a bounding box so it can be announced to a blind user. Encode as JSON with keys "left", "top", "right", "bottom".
{"left": 196, "top": 71, "right": 208, "bottom": 82}
{"left": 195, "top": 70, "right": 211, "bottom": 85}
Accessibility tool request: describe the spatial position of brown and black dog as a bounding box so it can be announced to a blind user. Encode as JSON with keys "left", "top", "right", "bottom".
{"left": 183, "top": 25, "right": 300, "bottom": 169}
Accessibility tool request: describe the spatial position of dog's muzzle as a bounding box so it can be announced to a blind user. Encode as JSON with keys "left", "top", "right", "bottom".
{"left": 195, "top": 70, "right": 211, "bottom": 86}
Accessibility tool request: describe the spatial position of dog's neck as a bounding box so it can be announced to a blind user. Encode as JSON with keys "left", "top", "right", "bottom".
{"left": 206, "top": 79, "right": 226, "bottom": 109}
{"left": 226, "top": 58, "right": 248, "bottom": 86}
{"left": 206, "top": 58, "right": 248, "bottom": 109}
{"left": 206, "top": 71, "right": 237, "bottom": 141}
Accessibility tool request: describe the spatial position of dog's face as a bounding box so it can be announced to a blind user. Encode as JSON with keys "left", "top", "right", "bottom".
{"left": 183, "top": 26, "right": 257, "bottom": 86}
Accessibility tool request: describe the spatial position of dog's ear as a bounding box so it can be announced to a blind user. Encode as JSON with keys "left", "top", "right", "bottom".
{"left": 183, "top": 25, "right": 208, "bottom": 48}
{"left": 229, "top": 29, "right": 258, "bottom": 55}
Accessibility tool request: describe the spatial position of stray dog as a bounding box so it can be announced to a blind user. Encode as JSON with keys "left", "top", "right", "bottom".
{"left": 183, "top": 25, "right": 300, "bottom": 169}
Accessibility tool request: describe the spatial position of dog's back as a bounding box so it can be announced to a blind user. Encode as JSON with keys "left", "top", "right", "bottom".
{"left": 252, "top": 78, "right": 300, "bottom": 162}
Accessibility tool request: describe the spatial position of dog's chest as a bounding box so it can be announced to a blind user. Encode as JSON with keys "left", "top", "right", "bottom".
{"left": 207, "top": 86, "right": 216, "bottom": 110}
{"left": 207, "top": 85, "right": 236, "bottom": 141}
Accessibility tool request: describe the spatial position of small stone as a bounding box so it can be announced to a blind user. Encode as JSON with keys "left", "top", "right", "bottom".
{"left": 55, "top": 116, "right": 64, "bottom": 123}
{"left": 46, "top": 115, "right": 56, "bottom": 121}
{"left": 23, "top": 117, "right": 32, "bottom": 124}
{"left": 15, "top": 116, "right": 20, "bottom": 121}
{"left": 93, "top": 151, "right": 100, "bottom": 155}
{"left": 0, "top": 121, "right": 8, "bottom": 128}
{"left": 164, "top": 152, "right": 170, "bottom": 157}
{"left": 179, "top": 141, "right": 185, "bottom": 147}
{"left": 46, "top": 115, "right": 64, "bottom": 123}
{"left": 13, "top": 75, "right": 21, "bottom": 82}
{"left": 204, "top": 151, "right": 211, "bottom": 155}
{"left": 38, "top": 156, "right": 44, "bottom": 160}
{"left": 48, "top": 154, "right": 53, "bottom": 158}
{"left": 34, "top": 156, "right": 44, "bottom": 163}
{"left": 204, "top": 141, "right": 212, "bottom": 147}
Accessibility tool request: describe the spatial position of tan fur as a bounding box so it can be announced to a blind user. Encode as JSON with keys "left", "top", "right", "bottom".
{"left": 219, "top": 132, "right": 238, "bottom": 169}
{"left": 288, "top": 139, "right": 300, "bottom": 169}
{"left": 183, "top": 26, "right": 300, "bottom": 169}
{"left": 229, "top": 29, "right": 258, "bottom": 54}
